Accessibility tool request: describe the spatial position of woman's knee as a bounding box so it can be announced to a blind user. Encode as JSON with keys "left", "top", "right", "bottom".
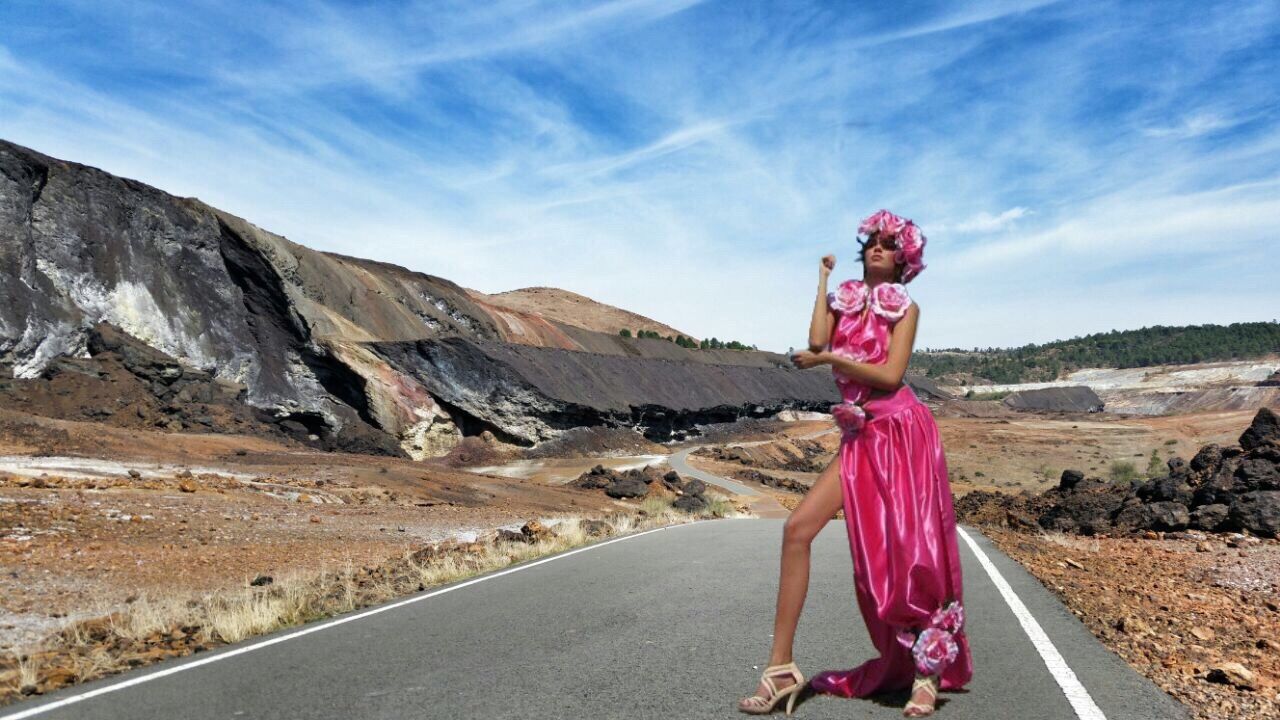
{"left": 783, "top": 514, "right": 821, "bottom": 546}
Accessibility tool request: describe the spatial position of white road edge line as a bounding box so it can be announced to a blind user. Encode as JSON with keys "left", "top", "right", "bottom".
{"left": 0, "top": 519, "right": 721, "bottom": 720}
{"left": 957, "top": 526, "right": 1107, "bottom": 720}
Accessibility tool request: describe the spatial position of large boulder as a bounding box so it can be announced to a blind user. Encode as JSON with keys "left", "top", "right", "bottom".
{"left": 1038, "top": 486, "right": 1127, "bottom": 535}
{"left": 1135, "top": 476, "right": 1194, "bottom": 505}
{"left": 681, "top": 478, "right": 708, "bottom": 498}
{"left": 1143, "top": 501, "right": 1191, "bottom": 531}
{"left": 673, "top": 494, "right": 709, "bottom": 513}
{"left": 1189, "top": 504, "right": 1229, "bottom": 531}
{"left": 603, "top": 477, "right": 649, "bottom": 499}
{"left": 1227, "top": 491, "right": 1280, "bottom": 538}
{"left": 1239, "top": 407, "right": 1279, "bottom": 451}
{"left": 1057, "top": 469, "right": 1085, "bottom": 492}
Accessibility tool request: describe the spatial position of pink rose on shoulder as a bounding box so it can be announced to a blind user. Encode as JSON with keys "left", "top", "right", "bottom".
{"left": 827, "top": 279, "right": 867, "bottom": 314}
{"left": 870, "top": 282, "right": 911, "bottom": 321}
{"left": 911, "top": 627, "right": 959, "bottom": 676}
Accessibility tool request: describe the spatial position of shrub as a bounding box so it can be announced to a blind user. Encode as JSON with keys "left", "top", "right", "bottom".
{"left": 1109, "top": 460, "right": 1138, "bottom": 485}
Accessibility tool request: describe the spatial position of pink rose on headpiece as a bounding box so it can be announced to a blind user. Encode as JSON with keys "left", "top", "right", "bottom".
{"left": 870, "top": 282, "right": 911, "bottom": 321}
{"left": 911, "top": 627, "right": 960, "bottom": 676}
{"left": 829, "top": 400, "right": 866, "bottom": 436}
{"left": 826, "top": 279, "right": 868, "bottom": 314}
{"left": 858, "top": 209, "right": 928, "bottom": 283}
{"left": 895, "top": 221, "right": 927, "bottom": 283}
{"left": 858, "top": 209, "right": 905, "bottom": 238}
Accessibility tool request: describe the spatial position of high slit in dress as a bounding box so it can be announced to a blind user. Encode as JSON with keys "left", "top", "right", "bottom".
{"left": 808, "top": 279, "right": 974, "bottom": 698}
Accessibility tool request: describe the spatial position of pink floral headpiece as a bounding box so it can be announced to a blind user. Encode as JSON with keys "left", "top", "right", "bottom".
{"left": 857, "top": 209, "right": 927, "bottom": 283}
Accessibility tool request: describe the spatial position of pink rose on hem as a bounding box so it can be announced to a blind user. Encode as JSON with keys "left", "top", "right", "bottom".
{"left": 930, "top": 600, "right": 964, "bottom": 634}
{"left": 911, "top": 627, "right": 959, "bottom": 676}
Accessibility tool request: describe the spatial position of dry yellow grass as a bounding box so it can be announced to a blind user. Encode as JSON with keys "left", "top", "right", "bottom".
{"left": 1035, "top": 528, "right": 1101, "bottom": 553}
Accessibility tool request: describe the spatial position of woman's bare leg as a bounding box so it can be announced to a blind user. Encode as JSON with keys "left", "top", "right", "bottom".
{"left": 741, "top": 453, "right": 844, "bottom": 711}
{"left": 768, "top": 454, "right": 843, "bottom": 665}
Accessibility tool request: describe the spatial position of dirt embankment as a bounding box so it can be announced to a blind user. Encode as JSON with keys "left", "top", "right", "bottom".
{"left": 978, "top": 527, "right": 1277, "bottom": 720}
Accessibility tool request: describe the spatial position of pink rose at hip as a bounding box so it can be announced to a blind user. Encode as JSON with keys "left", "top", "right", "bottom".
{"left": 829, "top": 401, "right": 866, "bottom": 435}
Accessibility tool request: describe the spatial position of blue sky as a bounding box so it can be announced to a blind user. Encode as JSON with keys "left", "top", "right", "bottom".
{"left": 1, "top": 0, "right": 1277, "bottom": 354}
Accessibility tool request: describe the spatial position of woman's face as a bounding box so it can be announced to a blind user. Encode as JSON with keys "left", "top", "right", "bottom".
{"left": 862, "top": 232, "right": 900, "bottom": 277}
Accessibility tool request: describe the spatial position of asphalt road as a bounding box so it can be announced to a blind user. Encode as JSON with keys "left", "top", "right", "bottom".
{"left": 668, "top": 445, "right": 762, "bottom": 496}
{"left": 4, "top": 519, "right": 1188, "bottom": 720}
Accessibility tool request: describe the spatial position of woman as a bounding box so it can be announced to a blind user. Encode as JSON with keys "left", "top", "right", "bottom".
{"left": 737, "top": 209, "right": 972, "bottom": 717}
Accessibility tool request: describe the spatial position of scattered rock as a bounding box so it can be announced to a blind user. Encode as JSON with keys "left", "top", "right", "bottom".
{"left": 1206, "top": 662, "right": 1257, "bottom": 690}
{"left": 673, "top": 494, "right": 709, "bottom": 513}
{"left": 493, "top": 528, "right": 526, "bottom": 544}
{"left": 580, "top": 519, "right": 612, "bottom": 537}
{"left": 603, "top": 477, "right": 648, "bottom": 499}
{"left": 520, "top": 520, "right": 556, "bottom": 543}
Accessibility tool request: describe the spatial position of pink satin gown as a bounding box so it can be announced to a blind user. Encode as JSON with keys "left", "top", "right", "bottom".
{"left": 808, "top": 279, "right": 974, "bottom": 698}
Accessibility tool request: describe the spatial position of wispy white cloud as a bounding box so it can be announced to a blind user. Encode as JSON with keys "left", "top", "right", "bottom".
{"left": 933, "top": 207, "right": 1032, "bottom": 234}
{"left": 1141, "top": 112, "right": 1241, "bottom": 139}
{"left": 0, "top": 0, "right": 1277, "bottom": 354}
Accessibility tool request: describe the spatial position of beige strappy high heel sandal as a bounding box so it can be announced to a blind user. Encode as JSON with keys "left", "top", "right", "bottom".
{"left": 903, "top": 674, "right": 938, "bottom": 716}
{"left": 738, "top": 661, "right": 805, "bottom": 716}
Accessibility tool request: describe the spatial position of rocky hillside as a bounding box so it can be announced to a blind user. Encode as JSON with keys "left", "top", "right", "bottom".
{"left": 0, "top": 140, "right": 834, "bottom": 457}
{"left": 469, "top": 286, "right": 695, "bottom": 341}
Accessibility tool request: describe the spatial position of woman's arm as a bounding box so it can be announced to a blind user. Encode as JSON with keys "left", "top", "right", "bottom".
{"left": 821, "top": 304, "right": 920, "bottom": 390}
{"left": 808, "top": 255, "right": 836, "bottom": 352}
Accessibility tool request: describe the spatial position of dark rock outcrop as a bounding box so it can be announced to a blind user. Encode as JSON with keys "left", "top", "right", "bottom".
{"left": 1239, "top": 407, "right": 1279, "bottom": 451}
{"left": 571, "top": 465, "right": 710, "bottom": 511}
{"left": 732, "top": 468, "right": 810, "bottom": 494}
{"left": 1003, "top": 386, "right": 1104, "bottom": 413}
{"left": 957, "top": 407, "right": 1280, "bottom": 538}
{"left": 371, "top": 337, "right": 837, "bottom": 444}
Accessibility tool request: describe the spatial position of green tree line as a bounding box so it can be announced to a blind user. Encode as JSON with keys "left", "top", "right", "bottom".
{"left": 619, "top": 328, "right": 757, "bottom": 351}
{"left": 908, "top": 321, "right": 1280, "bottom": 384}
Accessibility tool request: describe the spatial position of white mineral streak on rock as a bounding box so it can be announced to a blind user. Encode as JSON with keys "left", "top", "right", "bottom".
{"left": 944, "top": 359, "right": 1280, "bottom": 416}
{"left": 432, "top": 297, "right": 474, "bottom": 330}
{"left": 774, "top": 409, "right": 830, "bottom": 422}
{"left": 947, "top": 360, "right": 1280, "bottom": 395}
{"left": 401, "top": 411, "right": 462, "bottom": 460}
{"left": 33, "top": 259, "right": 219, "bottom": 370}
{"left": 0, "top": 455, "right": 258, "bottom": 480}
{"left": 12, "top": 316, "right": 80, "bottom": 378}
